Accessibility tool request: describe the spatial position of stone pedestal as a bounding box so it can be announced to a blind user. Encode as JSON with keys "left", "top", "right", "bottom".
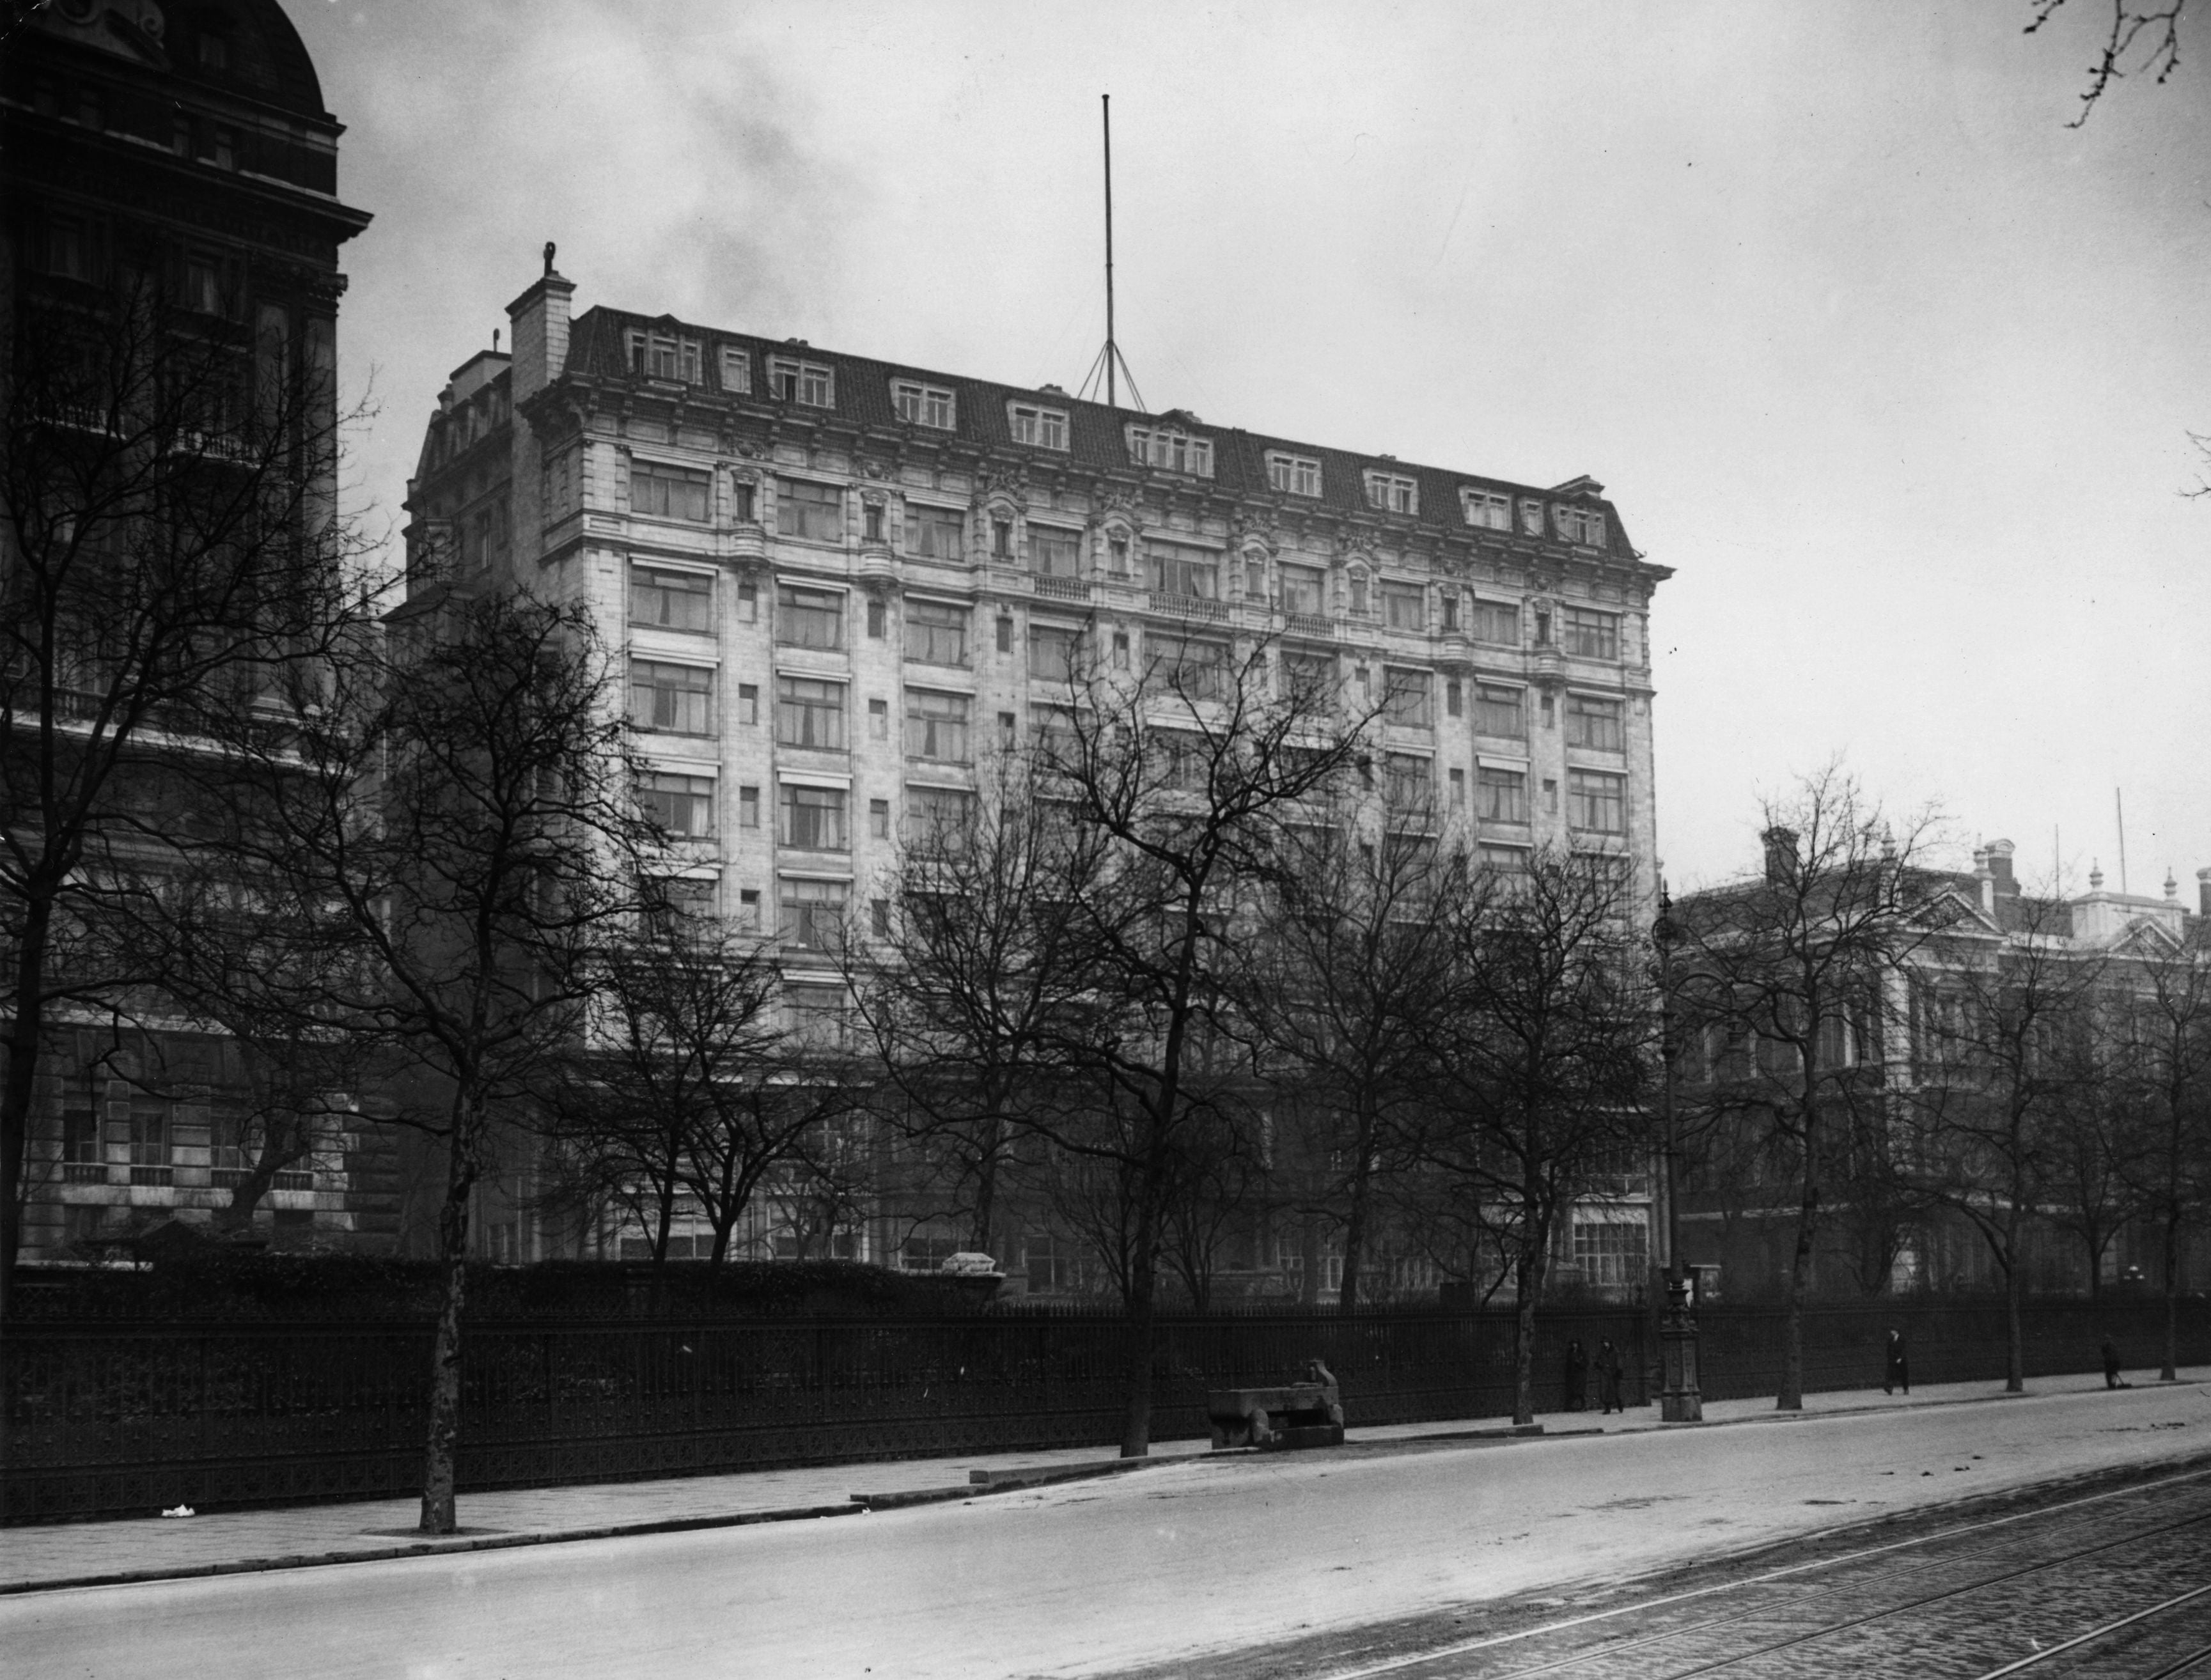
{"left": 1659, "top": 1275, "right": 1704, "bottom": 1423}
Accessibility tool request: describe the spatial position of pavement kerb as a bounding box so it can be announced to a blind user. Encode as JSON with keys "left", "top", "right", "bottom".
{"left": 4, "top": 1376, "right": 2198, "bottom": 1598}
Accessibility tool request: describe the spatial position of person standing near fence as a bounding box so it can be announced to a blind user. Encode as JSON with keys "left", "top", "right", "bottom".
{"left": 1564, "top": 1338, "right": 1589, "bottom": 1412}
{"left": 1596, "top": 1338, "right": 1625, "bottom": 1414}
{"left": 1884, "top": 1329, "right": 1909, "bottom": 1396}
{"left": 2103, "top": 1336, "right": 2123, "bottom": 1389}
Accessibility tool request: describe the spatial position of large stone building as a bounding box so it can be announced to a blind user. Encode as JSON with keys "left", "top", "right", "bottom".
{"left": 404, "top": 263, "right": 1671, "bottom": 1282}
{"left": 3, "top": 0, "right": 375, "bottom": 1263}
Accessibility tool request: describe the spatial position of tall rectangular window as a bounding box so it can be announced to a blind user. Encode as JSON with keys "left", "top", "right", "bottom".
{"left": 630, "top": 462, "right": 711, "bottom": 520}
{"left": 1476, "top": 765, "right": 1528, "bottom": 823}
{"left": 1383, "top": 667, "right": 1432, "bottom": 729}
{"left": 1280, "top": 564, "right": 1327, "bottom": 617}
{"left": 1565, "top": 694, "right": 1625, "bottom": 752}
{"left": 891, "top": 380, "right": 957, "bottom": 429}
{"left": 1029, "top": 625, "right": 1081, "bottom": 683}
{"left": 1471, "top": 598, "right": 1520, "bottom": 646}
{"left": 1561, "top": 607, "right": 1620, "bottom": 660}
{"left": 639, "top": 772, "right": 715, "bottom": 837}
{"left": 1031, "top": 526, "right": 1082, "bottom": 577}
{"left": 904, "top": 786, "right": 974, "bottom": 847}
{"left": 903, "top": 690, "right": 971, "bottom": 761}
{"left": 1266, "top": 453, "right": 1322, "bottom": 497}
{"left": 779, "top": 784, "right": 848, "bottom": 850}
{"left": 1147, "top": 541, "right": 1218, "bottom": 600}
{"left": 1155, "top": 635, "right": 1228, "bottom": 701}
{"left": 776, "top": 676, "right": 847, "bottom": 750}
{"left": 62, "top": 1107, "right": 102, "bottom": 1182}
{"left": 129, "top": 1099, "right": 172, "bottom": 1185}
{"left": 629, "top": 564, "right": 712, "bottom": 632}
{"left": 1567, "top": 769, "right": 1625, "bottom": 834}
{"left": 903, "top": 598, "right": 968, "bottom": 665}
{"left": 775, "top": 584, "right": 843, "bottom": 649}
{"left": 907, "top": 505, "right": 964, "bottom": 561}
{"left": 717, "top": 345, "right": 751, "bottom": 393}
{"left": 776, "top": 479, "right": 843, "bottom": 543}
{"left": 1473, "top": 685, "right": 1524, "bottom": 738}
{"left": 1382, "top": 582, "right": 1426, "bottom": 631}
{"left": 738, "top": 785, "right": 760, "bottom": 828}
{"left": 1008, "top": 403, "right": 1068, "bottom": 449}
{"left": 1384, "top": 752, "right": 1432, "bottom": 811}
{"left": 629, "top": 659, "right": 715, "bottom": 735}
{"left": 779, "top": 876, "right": 848, "bottom": 948}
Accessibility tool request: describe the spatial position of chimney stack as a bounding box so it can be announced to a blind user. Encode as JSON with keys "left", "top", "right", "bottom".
{"left": 2164, "top": 869, "right": 2179, "bottom": 903}
{"left": 1985, "top": 838, "right": 2019, "bottom": 896}
{"left": 1973, "top": 847, "right": 1995, "bottom": 915}
{"left": 506, "top": 258, "right": 575, "bottom": 404}
{"left": 2198, "top": 867, "right": 2210, "bottom": 918}
{"left": 1762, "top": 826, "right": 1798, "bottom": 886}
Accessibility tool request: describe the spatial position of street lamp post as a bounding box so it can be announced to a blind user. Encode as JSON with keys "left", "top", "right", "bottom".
{"left": 1655, "top": 884, "right": 1703, "bottom": 1422}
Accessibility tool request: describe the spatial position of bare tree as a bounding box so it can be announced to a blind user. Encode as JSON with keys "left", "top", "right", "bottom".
{"left": 2026, "top": 0, "right": 2188, "bottom": 123}
{"left": 1669, "top": 768, "right": 1952, "bottom": 1410}
{"left": 0, "top": 261, "right": 370, "bottom": 1314}
{"left": 1415, "top": 849, "right": 1653, "bottom": 1426}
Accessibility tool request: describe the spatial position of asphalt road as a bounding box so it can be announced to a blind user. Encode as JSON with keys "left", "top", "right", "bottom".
{"left": 12, "top": 1383, "right": 2211, "bottom": 1680}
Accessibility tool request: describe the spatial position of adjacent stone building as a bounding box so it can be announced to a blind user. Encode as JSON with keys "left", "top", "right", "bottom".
{"left": 403, "top": 264, "right": 1672, "bottom": 1282}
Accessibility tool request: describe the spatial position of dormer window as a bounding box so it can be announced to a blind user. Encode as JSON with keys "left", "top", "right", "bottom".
{"left": 718, "top": 346, "right": 751, "bottom": 394}
{"left": 1519, "top": 499, "right": 1545, "bottom": 537}
{"left": 627, "top": 331, "right": 703, "bottom": 385}
{"left": 892, "top": 380, "right": 957, "bottom": 430}
{"left": 769, "top": 357, "right": 834, "bottom": 408}
{"left": 1460, "top": 489, "right": 1510, "bottom": 531}
{"left": 1008, "top": 402, "right": 1068, "bottom": 449}
{"left": 1554, "top": 506, "right": 1607, "bottom": 547}
{"left": 1267, "top": 453, "right": 1322, "bottom": 497}
{"left": 1125, "top": 423, "right": 1214, "bottom": 478}
{"left": 1363, "top": 471, "right": 1419, "bottom": 515}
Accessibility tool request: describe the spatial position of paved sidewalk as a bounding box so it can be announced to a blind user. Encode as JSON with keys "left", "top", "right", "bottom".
{"left": 4, "top": 1365, "right": 2198, "bottom": 1596}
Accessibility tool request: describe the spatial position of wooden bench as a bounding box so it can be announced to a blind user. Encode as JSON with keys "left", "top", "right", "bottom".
{"left": 1207, "top": 1367, "right": 1345, "bottom": 1450}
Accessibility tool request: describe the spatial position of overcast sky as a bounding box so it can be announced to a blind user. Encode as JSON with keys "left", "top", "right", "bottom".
{"left": 290, "top": 0, "right": 2210, "bottom": 896}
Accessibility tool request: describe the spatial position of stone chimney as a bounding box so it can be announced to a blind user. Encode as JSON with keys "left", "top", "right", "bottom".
{"left": 1762, "top": 826, "right": 1798, "bottom": 886}
{"left": 1972, "top": 847, "right": 1995, "bottom": 915}
{"left": 2165, "top": 869, "right": 2180, "bottom": 903}
{"left": 2198, "top": 867, "right": 2211, "bottom": 917}
{"left": 506, "top": 257, "right": 575, "bottom": 404}
{"left": 1985, "top": 838, "right": 2019, "bottom": 896}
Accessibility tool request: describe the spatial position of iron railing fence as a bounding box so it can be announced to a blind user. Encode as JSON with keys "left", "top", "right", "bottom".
{"left": 5, "top": 1299, "right": 2201, "bottom": 1523}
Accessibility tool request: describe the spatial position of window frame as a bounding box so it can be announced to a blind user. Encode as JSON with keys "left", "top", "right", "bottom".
{"left": 1473, "top": 684, "right": 1524, "bottom": 738}
{"left": 774, "top": 582, "right": 845, "bottom": 650}
{"left": 1124, "top": 424, "right": 1215, "bottom": 478}
{"left": 891, "top": 378, "right": 957, "bottom": 430}
{"left": 902, "top": 598, "right": 970, "bottom": 666}
{"left": 1008, "top": 401, "right": 1070, "bottom": 450}
{"left": 1566, "top": 768, "right": 1627, "bottom": 834}
{"left": 640, "top": 770, "right": 716, "bottom": 838}
{"left": 1363, "top": 470, "right": 1419, "bottom": 515}
{"left": 1265, "top": 452, "right": 1323, "bottom": 497}
{"left": 1460, "top": 488, "right": 1512, "bottom": 531}
{"left": 628, "top": 562, "right": 714, "bottom": 633}
{"left": 628, "top": 657, "right": 716, "bottom": 736}
{"left": 775, "top": 477, "right": 844, "bottom": 544}
{"left": 768, "top": 355, "right": 835, "bottom": 408}
{"left": 902, "top": 688, "right": 973, "bottom": 763}
{"left": 774, "top": 674, "right": 848, "bottom": 751}
{"left": 777, "top": 782, "right": 849, "bottom": 852}
{"left": 1565, "top": 692, "right": 1625, "bottom": 752}
{"left": 907, "top": 503, "right": 965, "bottom": 563}
{"left": 1561, "top": 607, "right": 1620, "bottom": 661}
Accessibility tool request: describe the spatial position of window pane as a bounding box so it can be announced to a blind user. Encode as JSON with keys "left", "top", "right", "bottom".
{"left": 629, "top": 564, "right": 712, "bottom": 632}
{"left": 1474, "top": 685, "right": 1524, "bottom": 737}
{"left": 909, "top": 506, "right": 965, "bottom": 561}
{"left": 631, "top": 462, "right": 710, "bottom": 522}
{"left": 776, "top": 584, "right": 844, "bottom": 649}
{"left": 903, "top": 599, "right": 969, "bottom": 665}
{"left": 776, "top": 479, "right": 843, "bottom": 542}
{"left": 775, "top": 676, "right": 847, "bottom": 749}
{"left": 779, "top": 784, "right": 848, "bottom": 850}
{"left": 629, "top": 659, "right": 715, "bottom": 735}
{"left": 1477, "top": 766, "right": 1527, "bottom": 823}
{"left": 903, "top": 689, "right": 971, "bottom": 761}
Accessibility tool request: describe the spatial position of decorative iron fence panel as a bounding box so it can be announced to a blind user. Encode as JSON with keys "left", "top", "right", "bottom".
{"left": 4, "top": 1300, "right": 2198, "bottom": 1523}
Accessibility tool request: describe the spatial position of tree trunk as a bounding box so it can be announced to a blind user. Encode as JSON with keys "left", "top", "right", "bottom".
{"left": 2162, "top": 1202, "right": 2182, "bottom": 1383}
{"left": 0, "top": 910, "right": 55, "bottom": 1323}
{"left": 1338, "top": 1103, "right": 1375, "bottom": 1312}
{"left": 969, "top": 1110, "right": 1001, "bottom": 1255}
{"left": 1117, "top": 1134, "right": 1171, "bottom": 1458}
{"left": 1512, "top": 1243, "right": 1546, "bottom": 1427}
{"left": 2005, "top": 1240, "right": 2025, "bottom": 1394}
{"left": 1779, "top": 1137, "right": 1818, "bottom": 1412}
{"left": 418, "top": 1103, "right": 481, "bottom": 1536}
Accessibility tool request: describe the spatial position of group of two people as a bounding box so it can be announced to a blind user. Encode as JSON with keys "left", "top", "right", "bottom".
{"left": 1561, "top": 1337, "right": 1627, "bottom": 1413}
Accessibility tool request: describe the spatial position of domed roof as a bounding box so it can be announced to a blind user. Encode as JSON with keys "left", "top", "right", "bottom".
{"left": 162, "top": 1, "right": 332, "bottom": 122}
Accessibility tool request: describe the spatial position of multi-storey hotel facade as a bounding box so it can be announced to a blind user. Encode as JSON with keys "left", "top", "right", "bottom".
{"left": 405, "top": 263, "right": 1673, "bottom": 1279}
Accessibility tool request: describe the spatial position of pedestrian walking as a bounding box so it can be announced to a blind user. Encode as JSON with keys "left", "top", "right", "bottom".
{"left": 1597, "top": 1338, "right": 1625, "bottom": 1414}
{"left": 1563, "top": 1338, "right": 1589, "bottom": 1412}
{"left": 1883, "top": 1329, "right": 1909, "bottom": 1396}
{"left": 2103, "top": 1336, "right": 2122, "bottom": 1390}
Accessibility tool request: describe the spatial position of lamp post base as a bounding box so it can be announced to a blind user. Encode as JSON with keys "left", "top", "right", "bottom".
{"left": 1658, "top": 1275, "right": 1703, "bottom": 1423}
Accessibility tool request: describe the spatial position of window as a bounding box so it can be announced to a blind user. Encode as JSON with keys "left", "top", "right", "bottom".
{"left": 1446, "top": 678, "right": 1463, "bottom": 717}
{"left": 648, "top": 875, "right": 717, "bottom": 930}
{"left": 1031, "top": 525, "right": 1081, "bottom": 578}
{"left": 1448, "top": 766, "right": 1466, "bottom": 808}
{"left": 991, "top": 517, "right": 1013, "bottom": 559}
{"left": 1480, "top": 843, "right": 1530, "bottom": 883}
{"left": 1107, "top": 532, "right": 1130, "bottom": 575}
{"left": 1283, "top": 649, "right": 1334, "bottom": 698}
{"left": 129, "top": 1099, "right": 172, "bottom": 1185}
{"left": 626, "top": 331, "right": 703, "bottom": 384}
{"left": 1441, "top": 593, "right": 1460, "bottom": 634}
{"left": 1471, "top": 598, "right": 1520, "bottom": 646}
{"left": 1543, "top": 776, "right": 1559, "bottom": 814}
{"left": 776, "top": 676, "right": 847, "bottom": 749}
{"left": 905, "top": 786, "right": 974, "bottom": 846}
{"left": 908, "top": 504, "right": 964, "bottom": 561}
{"left": 1520, "top": 499, "right": 1546, "bottom": 536}
{"left": 718, "top": 345, "right": 751, "bottom": 393}
{"left": 737, "top": 580, "right": 758, "bottom": 622}
{"left": 1556, "top": 505, "right": 1607, "bottom": 547}
{"left": 779, "top": 784, "right": 848, "bottom": 850}
{"left": 43, "top": 215, "right": 88, "bottom": 281}
{"left": 1111, "top": 631, "right": 1130, "bottom": 670}
{"left": 869, "top": 798, "right": 890, "bottom": 839}
{"left": 62, "top": 1107, "right": 102, "bottom": 1183}
{"left": 1029, "top": 625, "right": 1081, "bottom": 683}
{"left": 738, "top": 785, "right": 760, "bottom": 828}
{"left": 629, "top": 564, "right": 712, "bottom": 632}
{"left": 1148, "top": 541, "right": 1219, "bottom": 600}
{"left": 1363, "top": 471, "right": 1419, "bottom": 515}
{"left": 863, "top": 501, "right": 884, "bottom": 543}
{"left": 1572, "top": 1218, "right": 1648, "bottom": 1288}
{"left": 1155, "top": 634, "right": 1228, "bottom": 700}
{"left": 1567, "top": 769, "right": 1625, "bottom": 834}
{"left": 738, "top": 683, "right": 759, "bottom": 725}
{"left": 1026, "top": 1232, "right": 1074, "bottom": 1293}
{"left": 866, "top": 598, "right": 886, "bottom": 639}
{"left": 776, "top": 479, "right": 843, "bottom": 543}
{"left": 1566, "top": 694, "right": 1624, "bottom": 752}
{"left": 1561, "top": 607, "right": 1620, "bottom": 660}
{"left": 1267, "top": 453, "right": 1322, "bottom": 497}
{"left": 779, "top": 876, "right": 848, "bottom": 947}
{"left": 1383, "top": 667, "right": 1432, "bottom": 729}
{"left": 1008, "top": 402, "right": 1069, "bottom": 449}
{"left": 1124, "top": 424, "right": 1214, "bottom": 477}
{"left": 1477, "top": 765, "right": 1528, "bottom": 823}
{"left": 1540, "top": 692, "right": 1556, "bottom": 727}
{"left": 871, "top": 898, "right": 891, "bottom": 937}
{"left": 1280, "top": 564, "right": 1327, "bottom": 617}
{"left": 731, "top": 479, "right": 756, "bottom": 523}
{"left": 891, "top": 380, "right": 957, "bottom": 429}
{"left": 737, "top": 888, "right": 762, "bottom": 930}
{"left": 629, "top": 659, "right": 715, "bottom": 735}
{"left": 1460, "top": 489, "right": 1511, "bottom": 531}
{"left": 868, "top": 697, "right": 888, "bottom": 738}
{"left": 1384, "top": 752, "right": 1432, "bottom": 811}
{"left": 639, "top": 772, "right": 715, "bottom": 837}
{"left": 776, "top": 584, "right": 843, "bottom": 649}
{"left": 183, "top": 256, "right": 223, "bottom": 315}
{"left": 769, "top": 356, "right": 834, "bottom": 407}
{"left": 1474, "top": 685, "right": 1524, "bottom": 738}
{"left": 1382, "top": 582, "right": 1426, "bottom": 632}
{"left": 903, "top": 690, "right": 971, "bottom": 761}
{"left": 903, "top": 598, "right": 969, "bottom": 665}
{"left": 1348, "top": 575, "right": 1369, "bottom": 615}
{"left": 995, "top": 617, "right": 1012, "bottom": 654}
